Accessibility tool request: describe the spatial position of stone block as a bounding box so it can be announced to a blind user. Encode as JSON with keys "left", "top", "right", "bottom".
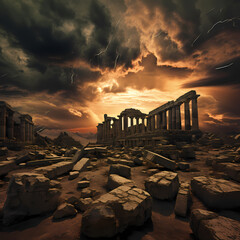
{"left": 35, "top": 161, "right": 73, "bottom": 179}
{"left": 190, "top": 209, "right": 240, "bottom": 240}
{"left": 191, "top": 176, "right": 240, "bottom": 209}
{"left": 145, "top": 171, "right": 179, "bottom": 200}
{"left": 107, "top": 174, "right": 134, "bottom": 190}
{"left": 68, "top": 171, "right": 79, "bottom": 180}
{"left": 72, "top": 158, "right": 90, "bottom": 172}
{"left": 109, "top": 164, "right": 131, "bottom": 179}
{"left": 77, "top": 180, "right": 90, "bottom": 189}
{"left": 81, "top": 185, "right": 152, "bottom": 238}
{"left": 3, "top": 173, "right": 61, "bottom": 225}
{"left": 144, "top": 150, "right": 177, "bottom": 170}
{"left": 174, "top": 182, "right": 190, "bottom": 217}
{"left": 53, "top": 203, "right": 77, "bottom": 219}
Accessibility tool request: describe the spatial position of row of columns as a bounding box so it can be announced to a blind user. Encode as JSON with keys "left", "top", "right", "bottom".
{"left": 147, "top": 96, "right": 199, "bottom": 131}
{"left": 0, "top": 107, "right": 14, "bottom": 140}
{"left": 0, "top": 104, "right": 34, "bottom": 143}
{"left": 20, "top": 117, "right": 34, "bottom": 142}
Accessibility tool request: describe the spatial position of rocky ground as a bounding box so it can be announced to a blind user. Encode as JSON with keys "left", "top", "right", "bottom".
{"left": 0, "top": 132, "right": 240, "bottom": 240}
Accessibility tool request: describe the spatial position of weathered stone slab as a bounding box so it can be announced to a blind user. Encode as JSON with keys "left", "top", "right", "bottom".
{"left": 191, "top": 176, "right": 240, "bottom": 209}
{"left": 26, "top": 157, "right": 72, "bottom": 167}
{"left": 174, "top": 182, "right": 190, "bottom": 217}
{"left": 3, "top": 172, "right": 61, "bottom": 225}
{"left": 35, "top": 161, "right": 73, "bottom": 179}
{"left": 190, "top": 209, "right": 240, "bottom": 240}
{"left": 145, "top": 171, "right": 179, "bottom": 200}
{"left": 107, "top": 174, "right": 134, "bottom": 190}
{"left": 0, "top": 161, "right": 17, "bottom": 176}
{"left": 178, "top": 162, "right": 190, "bottom": 171}
{"left": 72, "top": 158, "right": 90, "bottom": 172}
{"left": 144, "top": 150, "right": 177, "bottom": 170}
{"left": 81, "top": 185, "right": 152, "bottom": 238}
{"left": 109, "top": 164, "right": 131, "bottom": 179}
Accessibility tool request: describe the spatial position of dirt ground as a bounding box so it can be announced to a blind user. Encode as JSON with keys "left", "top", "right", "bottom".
{"left": 0, "top": 148, "right": 237, "bottom": 240}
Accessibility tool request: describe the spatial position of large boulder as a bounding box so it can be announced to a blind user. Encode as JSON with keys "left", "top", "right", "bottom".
{"left": 107, "top": 174, "right": 134, "bottom": 190}
{"left": 190, "top": 209, "right": 240, "bottom": 240}
{"left": 3, "top": 173, "right": 61, "bottom": 225}
{"left": 191, "top": 176, "right": 240, "bottom": 209}
{"left": 109, "top": 164, "right": 131, "bottom": 179}
{"left": 35, "top": 161, "right": 73, "bottom": 179}
{"left": 81, "top": 185, "right": 152, "bottom": 238}
{"left": 145, "top": 171, "right": 179, "bottom": 200}
{"left": 144, "top": 150, "right": 177, "bottom": 170}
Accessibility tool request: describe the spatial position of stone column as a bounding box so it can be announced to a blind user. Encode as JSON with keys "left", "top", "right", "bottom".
{"left": 184, "top": 100, "right": 191, "bottom": 130}
{"left": 7, "top": 111, "right": 14, "bottom": 139}
{"left": 162, "top": 111, "right": 167, "bottom": 129}
{"left": 151, "top": 115, "right": 155, "bottom": 131}
{"left": 20, "top": 117, "right": 25, "bottom": 142}
{"left": 192, "top": 97, "right": 199, "bottom": 130}
{"left": 102, "top": 121, "right": 106, "bottom": 141}
{"left": 156, "top": 114, "right": 160, "bottom": 129}
{"left": 168, "top": 108, "right": 172, "bottom": 130}
{"left": 124, "top": 115, "right": 128, "bottom": 132}
{"left": 118, "top": 116, "right": 122, "bottom": 137}
{"left": 141, "top": 117, "right": 145, "bottom": 133}
{"left": 25, "top": 122, "right": 29, "bottom": 142}
{"left": 136, "top": 117, "right": 139, "bottom": 125}
{"left": 172, "top": 107, "right": 176, "bottom": 129}
{"left": 29, "top": 124, "right": 33, "bottom": 142}
{"left": 0, "top": 107, "right": 6, "bottom": 141}
{"left": 147, "top": 116, "right": 151, "bottom": 132}
{"left": 130, "top": 117, "right": 134, "bottom": 126}
{"left": 176, "top": 104, "right": 182, "bottom": 130}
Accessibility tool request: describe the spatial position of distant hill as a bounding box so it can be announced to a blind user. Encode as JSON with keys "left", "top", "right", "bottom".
{"left": 53, "top": 132, "right": 82, "bottom": 148}
{"left": 39, "top": 129, "right": 97, "bottom": 146}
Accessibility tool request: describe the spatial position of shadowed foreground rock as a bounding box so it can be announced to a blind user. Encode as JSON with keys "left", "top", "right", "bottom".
{"left": 190, "top": 209, "right": 240, "bottom": 240}
{"left": 145, "top": 171, "right": 179, "bottom": 200}
{"left": 3, "top": 173, "right": 61, "bottom": 225}
{"left": 81, "top": 185, "right": 152, "bottom": 238}
{"left": 191, "top": 176, "right": 240, "bottom": 209}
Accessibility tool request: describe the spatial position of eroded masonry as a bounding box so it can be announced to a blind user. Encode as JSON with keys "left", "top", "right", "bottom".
{"left": 0, "top": 101, "right": 34, "bottom": 143}
{"left": 97, "top": 90, "right": 201, "bottom": 146}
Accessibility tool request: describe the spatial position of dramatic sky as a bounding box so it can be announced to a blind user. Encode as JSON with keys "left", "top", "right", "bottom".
{"left": 0, "top": 0, "right": 239, "bottom": 133}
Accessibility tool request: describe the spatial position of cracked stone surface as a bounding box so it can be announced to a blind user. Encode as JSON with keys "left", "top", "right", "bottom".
{"left": 191, "top": 176, "right": 240, "bottom": 209}
{"left": 145, "top": 171, "right": 179, "bottom": 200}
{"left": 81, "top": 185, "right": 152, "bottom": 238}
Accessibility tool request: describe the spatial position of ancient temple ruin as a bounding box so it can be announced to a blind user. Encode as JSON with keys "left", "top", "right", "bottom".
{"left": 97, "top": 90, "right": 201, "bottom": 146}
{"left": 0, "top": 101, "right": 34, "bottom": 144}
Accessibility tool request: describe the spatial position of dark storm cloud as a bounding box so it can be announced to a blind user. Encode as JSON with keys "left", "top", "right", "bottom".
{"left": 183, "top": 57, "right": 240, "bottom": 88}
{"left": 0, "top": 0, "right": 141, "bottom": 102}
